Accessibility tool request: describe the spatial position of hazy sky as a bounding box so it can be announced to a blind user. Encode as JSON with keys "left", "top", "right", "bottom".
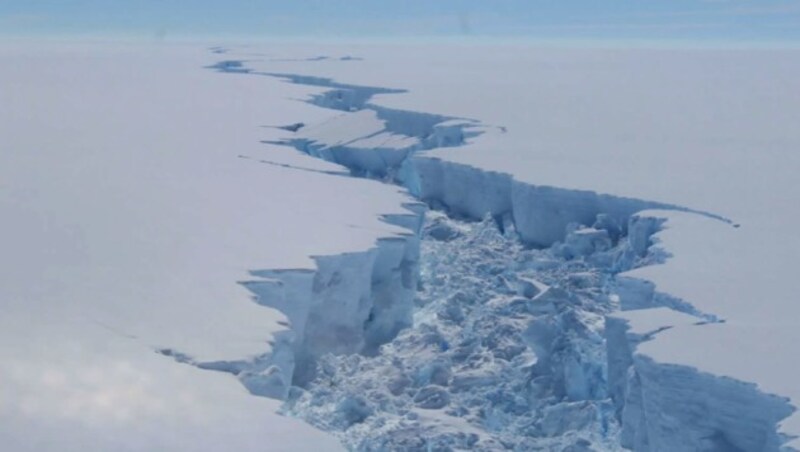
{"left": 2, "top": 0, "right": 800, "bottom": 43}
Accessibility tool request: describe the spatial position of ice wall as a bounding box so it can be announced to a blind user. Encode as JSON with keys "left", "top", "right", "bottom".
{"left": 634, "top": 354, "right": 793, "bottom": 451}
{"left": 410, "top": 156, "right": 683, "bottom": 247}
{"left": 231, "top": 204, "right": 425, "bottom": 394}
{"left": 606, "top": 308, "right": 795, "bottom": 451}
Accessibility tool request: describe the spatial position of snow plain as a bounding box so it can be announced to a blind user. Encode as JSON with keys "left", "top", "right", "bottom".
{"left": 3, "top": 39, "right": 800, "bottom": 450}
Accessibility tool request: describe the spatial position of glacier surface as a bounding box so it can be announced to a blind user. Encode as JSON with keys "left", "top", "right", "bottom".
{"left": 4, "top": 39, "right": 800, "bottom": 452}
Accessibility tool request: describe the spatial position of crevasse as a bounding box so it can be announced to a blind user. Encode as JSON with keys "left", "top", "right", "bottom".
{"left": 199, "top": 56, "right": 795, "bottom": 451}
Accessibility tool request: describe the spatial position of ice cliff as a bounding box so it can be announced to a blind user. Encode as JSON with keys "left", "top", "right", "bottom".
{"left": 205, "top": 57, "right": 796, "bottom": 451}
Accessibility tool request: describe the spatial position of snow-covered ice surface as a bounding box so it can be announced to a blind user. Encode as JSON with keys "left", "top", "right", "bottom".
{"left": 4, "top": 39, "right": 800, "bottom": 451}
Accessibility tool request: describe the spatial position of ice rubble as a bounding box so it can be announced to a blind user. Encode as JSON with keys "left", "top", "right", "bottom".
{"left": 279, "top": 210, "right": 756, "bottom": 451}
{"left": 284, "top": 213, "right": 643, "bottom": 451}
{"left": 207, "top": 57, "right": 797, "bottom": 451}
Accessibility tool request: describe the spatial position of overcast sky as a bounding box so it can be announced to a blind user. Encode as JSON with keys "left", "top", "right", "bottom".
{"left": 2, "top": 0, "right": 799, "bottom": 43}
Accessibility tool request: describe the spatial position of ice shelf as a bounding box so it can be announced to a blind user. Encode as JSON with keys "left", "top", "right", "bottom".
{"left": 203, "top": 50, "right": 797, "bottom": 451}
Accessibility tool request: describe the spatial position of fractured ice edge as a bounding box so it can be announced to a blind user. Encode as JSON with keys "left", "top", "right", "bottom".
{"left": 188, "top": 56, "right": 795, "bottom": 451}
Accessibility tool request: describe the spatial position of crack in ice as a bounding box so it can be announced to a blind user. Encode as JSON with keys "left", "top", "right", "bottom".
{"left": 189, "top": 51, "right": 797, "bottom": 451}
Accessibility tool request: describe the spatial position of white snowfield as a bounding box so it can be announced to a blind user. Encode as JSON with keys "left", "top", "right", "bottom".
{"left": 2, "top": 39, "right": 800, "bottom": 451}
